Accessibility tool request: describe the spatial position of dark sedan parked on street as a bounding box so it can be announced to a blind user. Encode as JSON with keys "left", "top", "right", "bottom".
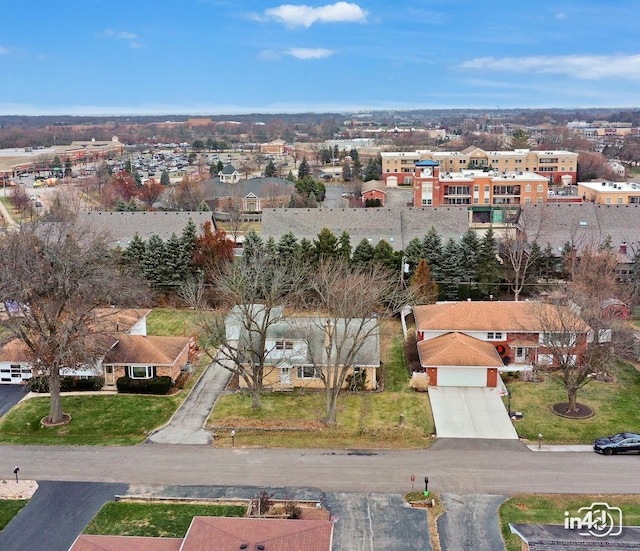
{"left": 593, "top": 432, "right": 640, "bottom": 455}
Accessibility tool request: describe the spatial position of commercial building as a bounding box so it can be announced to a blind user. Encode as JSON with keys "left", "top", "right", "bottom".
{"left": 382, "top": 146, "right": 578, "bottom": 187}
{"left": 578, "top": 180, "right": 640, "bottom": 205}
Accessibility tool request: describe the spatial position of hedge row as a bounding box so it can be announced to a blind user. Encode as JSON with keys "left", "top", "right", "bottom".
{"left": 28, "top": 376, "right": 105, "bottom": 393}
{"left": 116, "top": 376, "right": 172, "bottom": 395}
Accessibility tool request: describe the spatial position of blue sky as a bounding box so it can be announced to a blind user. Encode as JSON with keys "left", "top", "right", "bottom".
{"left": 2, "top": 0, "right": 640, "bottom": 115}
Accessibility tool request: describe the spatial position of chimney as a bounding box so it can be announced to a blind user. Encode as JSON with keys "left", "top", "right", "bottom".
{"left": 619, "top": 241, "right": 627, "bottom": 255}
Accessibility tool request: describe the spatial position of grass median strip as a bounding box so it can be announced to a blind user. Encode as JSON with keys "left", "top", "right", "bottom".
{"left": 84, "top": 502, "right": 247, "bottom": 538}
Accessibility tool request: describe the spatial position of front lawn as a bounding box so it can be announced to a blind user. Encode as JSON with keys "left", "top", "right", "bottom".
{"left": 504, "top": 361, "right": 640, "bottom": 444}
{"left": 0, "top": 500, "right": 29, "bottom": 530}
{"left": 500, "top": 494, "right": 640, "bottom": 551}
{"left": 84, "top": 502, "right": 246, "bottom": 538}
{"left": 0, "top": 394, "right": 180, "bottom": 445}
{"left": 208, "top": 323, "right": 435, "bottom": 449}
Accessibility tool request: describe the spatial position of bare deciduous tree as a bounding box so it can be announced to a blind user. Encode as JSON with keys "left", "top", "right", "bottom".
{"left": 184, "top": 252, "right": 307, "bottom": 409}
{"left": 302, "top": 262, "right": 407, "bottom": 424}
{"left": 0, "top": 216, "right": 149, "bottom": 424}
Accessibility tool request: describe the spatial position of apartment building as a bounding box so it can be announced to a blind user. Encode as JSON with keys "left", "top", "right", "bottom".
{"left": 578, "top": 180, "right": 640, "bottom": 205}
{"left": 412, "top": 160, "right": 549, "bottom": 209}
{"left": 382, "top": 146, "right": 578, "bottom": 186}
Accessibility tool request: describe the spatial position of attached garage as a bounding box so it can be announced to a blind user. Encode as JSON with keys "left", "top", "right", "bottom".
{"left": 434, "top": 367, "right": 489, "bottom": 387}
{"left": 418, "top": 333, "right": 504, "bottom": 388}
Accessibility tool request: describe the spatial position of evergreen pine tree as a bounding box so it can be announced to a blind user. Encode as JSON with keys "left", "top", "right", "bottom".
{"left": 242, "top": 230, "right": 264, "bottom": 263}
{"left": 421, "top": 227, "right": 444, "bottom": 283}
{"left": 313, "top": 228, "right": 339, "bottom": 263}
{"left": 337, "top": 231, "right": 352, "bottom": 263}
{"left": 373, "top": 240, "right": 398, "bottom": 271}
{"left": 352, "top": 239, "right": 375, "bottom": 268}
{"left": 476, "top": 228, "right": 503, "bottom": 297}
{"left": 439, "top": 238, "right": 465, "bottom": 300}
{"left": 277, "top": 232, "right": 300, "bottom": 264}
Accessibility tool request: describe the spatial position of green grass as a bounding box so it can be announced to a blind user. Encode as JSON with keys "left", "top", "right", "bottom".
{"left": 0, "top": 500, "right": 29, "bottom": 530}
{"left": 208, "top": 325, "right": 434, "bottom": 449}
{"left": 504, "top": 362, "right": 640, "bottom": 444}
{"left": 0, "top": 394, "right": 180, "bottom": 445}
{"left": 84, "top": 502, "right": 246, "bottom": 538}
{"left": 500, "top": 494, "right": 640, "bottom": 551}
{"left": 146, "top": 308, "right": 202, "bottom": 337}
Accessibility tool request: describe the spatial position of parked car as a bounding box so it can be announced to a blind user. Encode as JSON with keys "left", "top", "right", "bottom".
{"left": 593, "top": 432, "right": 640, "bottom": 455}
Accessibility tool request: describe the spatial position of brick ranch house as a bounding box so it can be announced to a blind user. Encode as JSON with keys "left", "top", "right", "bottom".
{"left": 0, "top": 308, "right": 194, "bottom": 388}
{"left": 405, "top": 300, "right": 594, "bottom": 388}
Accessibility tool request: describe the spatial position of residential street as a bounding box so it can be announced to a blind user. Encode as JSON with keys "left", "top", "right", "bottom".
{"left": 0, "top": 442, "right": 637, "bottom": 495}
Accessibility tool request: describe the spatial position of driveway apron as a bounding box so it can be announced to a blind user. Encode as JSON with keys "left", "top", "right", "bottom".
{"left": 147, "top": 359, "right": 232, "bottom": 445}
{"left": 0, "top": 481, "right": 127, "bottom": 551}
{"left": 428, "top": 387, "right": 518, "bottom": 439}
{"left": 438, "top": 493, "right": 508, "bottom": 551}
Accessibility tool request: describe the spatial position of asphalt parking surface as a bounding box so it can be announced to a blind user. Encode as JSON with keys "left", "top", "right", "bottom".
{"left": 0, "top": 481, "right": 127, "bottom": 551}
{"left": 438, "top": 493, "right": 507, "bottom": 551}
{"left": 0, "top": 385, "right": 27, "bottom": 419}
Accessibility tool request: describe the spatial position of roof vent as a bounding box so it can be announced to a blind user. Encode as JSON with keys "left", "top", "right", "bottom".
{"left": 257, "top": 546, "right": 265, "bottom": 551}
{"left": 240, "top": 545, "right": 248, "bottom": 550}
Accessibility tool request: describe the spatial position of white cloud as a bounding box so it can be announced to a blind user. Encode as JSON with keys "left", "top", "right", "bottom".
{"left": 556, "top": 12, "right": 566, "bottom": 20}
{"left": 0, "top": 46, "right": 10, "bottom": 55}
{"left": 100, "top": 29, "right": 141, "bottom": 48}
{"left": 460, "top": 54, "right": 640, "bottom": 80}
{"left": 286, "top": 47, "right": 334, "bottom": 59}
{"left": 265, "top": 2, "right": 367, "bottom": 28}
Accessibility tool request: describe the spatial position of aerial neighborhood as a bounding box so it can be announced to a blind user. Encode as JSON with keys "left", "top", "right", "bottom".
{"left": 0, "top": 110, "right": 639, "bottom": 550}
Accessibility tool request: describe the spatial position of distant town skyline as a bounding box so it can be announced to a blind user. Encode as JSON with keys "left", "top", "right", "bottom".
{"left": 2, "top": 1, "right": 640, "bottom": 116}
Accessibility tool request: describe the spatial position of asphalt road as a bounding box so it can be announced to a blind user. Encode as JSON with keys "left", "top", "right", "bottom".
{"left": 0, "top": 481, "right": 127, "bottom": 551}
{"left": 1, "top": 442, "right": 638, "bottom": 496}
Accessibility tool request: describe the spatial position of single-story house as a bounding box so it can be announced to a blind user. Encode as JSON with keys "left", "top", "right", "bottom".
{"left": 102, "top": 334, "right": 194, "bottom": 387}
{"left": 361, "top": 180, "right": 387, "bottom": 206}
{"left": 408, "top": 300, "right": 593, "bottom": 387}
{"left": 202, "top": 176, "right": 295, "bottom": 213}
{"left": 0, "top": 308, "right": 193, "bottom": 388}
{"left": 225, "top": 305, "right": 380, "bottom": 391}
{"left": 70, "top": 516, "right": 334, "bottom": 551}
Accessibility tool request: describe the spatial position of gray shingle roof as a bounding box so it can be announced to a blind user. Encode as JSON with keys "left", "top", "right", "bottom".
{"left": 201, "top": 176, "right": 294, "bottom": 200}
{"left": 261, "top": 207, "right": 470, "bottom": 251}
{"left": 518, "top": 203, "right": 640, "bottom": 254}
{"left": 77, "top": 211, "right": 214, "bottom": 248}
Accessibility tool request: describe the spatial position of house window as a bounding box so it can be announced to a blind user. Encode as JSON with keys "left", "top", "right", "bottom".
{"left": 538, "top": 353, "right": 553, "bottom": 365}
{"left": 617, "top": 197, "right": 623, "bottom": 204}
{"left": 297, "top": 366, "right": 319, "bottom": 379}
{"left": 537, "top": 184, "right": 544, "bottom": 192}
{"left": 129, "top": 366, "right": 154, "bottom": 379}
{"left": 487, "top": 332, "right": 503, "bottom": 340}
{"left": 275, "top": 340, "right": 293, "bottom": 350}
{"left": 525, "top": 184, "right": 531, "bottom": 193}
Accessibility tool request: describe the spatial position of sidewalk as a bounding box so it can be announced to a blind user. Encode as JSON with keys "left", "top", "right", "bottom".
{"left": 527, "top": 444, "right": 593, "bottom": 452}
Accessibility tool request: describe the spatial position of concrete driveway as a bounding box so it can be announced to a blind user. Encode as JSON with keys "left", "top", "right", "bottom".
{"left": 428, "top": 387, "right": 518, "bottom": 439}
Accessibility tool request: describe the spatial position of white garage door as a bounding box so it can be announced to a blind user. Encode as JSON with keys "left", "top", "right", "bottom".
{"left": 437, "top": 367, "right": 487, "bottom": 387}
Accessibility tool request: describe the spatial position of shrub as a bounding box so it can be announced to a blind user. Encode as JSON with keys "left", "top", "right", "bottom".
{"left": 346, "top": 369, "right": 368, "bottom": 391}
{"left": 27, "top": 375, "right": 104, "bottom": 392}
{"left": 117, "top": 375, "right": 172, "bottom": 395}
{"left": 148, "top": 376, "right": 172, "bottom": 395}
